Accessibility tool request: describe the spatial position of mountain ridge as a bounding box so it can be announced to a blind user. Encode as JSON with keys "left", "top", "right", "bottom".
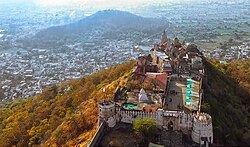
{"left": 25, "top": 10, "right": 168, "bottom": 49}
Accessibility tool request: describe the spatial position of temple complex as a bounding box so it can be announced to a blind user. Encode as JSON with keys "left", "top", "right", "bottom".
{"left": 89, "top": 31, "right": 213, "bottom": 147}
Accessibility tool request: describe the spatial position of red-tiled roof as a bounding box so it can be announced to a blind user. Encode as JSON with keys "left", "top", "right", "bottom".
{"left": 144, "top": 73, "right": 168, "bottom": 90}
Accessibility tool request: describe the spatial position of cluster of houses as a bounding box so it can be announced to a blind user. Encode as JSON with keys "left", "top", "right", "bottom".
{"left": 91, "top": 31, "right": 213, "bottom": 147}
{"left": 203, "top": 41, "right": 250, "bottom": 62}
{"left": 0, "top": 40, "right": 141, "bottom": 102}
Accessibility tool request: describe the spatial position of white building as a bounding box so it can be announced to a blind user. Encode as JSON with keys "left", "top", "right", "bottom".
{"left": 98, "top": 100, "right": 213, "bottom": 146}
{"left": 192, "top": 113, "right": 213, "bottom": 146}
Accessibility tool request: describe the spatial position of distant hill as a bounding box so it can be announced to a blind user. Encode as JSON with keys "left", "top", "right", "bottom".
{"left": 24, "top": 10, "right": 168, "bottom": 49}
{"left": 0, "top": 59, "right": 249, "bottom": 146}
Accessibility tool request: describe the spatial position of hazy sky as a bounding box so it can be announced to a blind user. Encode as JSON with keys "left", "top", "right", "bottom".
{"left": 0, "top": 0, "right": 195, "bottom": 6}
{"left": 0, "top": 0, "right": 247, "bottom": 8}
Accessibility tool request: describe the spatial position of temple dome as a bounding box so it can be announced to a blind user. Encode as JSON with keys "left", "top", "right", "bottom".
{"left": 138, "top": 88, "right": 148, "bottom": 103}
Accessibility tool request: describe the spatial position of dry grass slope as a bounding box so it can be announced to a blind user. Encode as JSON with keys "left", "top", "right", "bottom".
{"left": 0, "top": 61, "right": 135, "bottom": 147}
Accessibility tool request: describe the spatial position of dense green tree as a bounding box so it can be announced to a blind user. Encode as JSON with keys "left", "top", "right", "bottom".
{"left": 133, "top": 118, "right": 157, "bottom": 144}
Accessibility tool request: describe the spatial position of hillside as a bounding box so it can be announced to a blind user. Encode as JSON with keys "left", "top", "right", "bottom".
{"left": 0, "top": 61, "right": 135, "bottom": 146}
{"left": 0, "top": 59, "right": 249, "bottom": 146}
{"left": 24, "top": 10, "right": 168, "bottom": 49}
{"left": 202, "top": 59, "right": 250, "bottom": 146}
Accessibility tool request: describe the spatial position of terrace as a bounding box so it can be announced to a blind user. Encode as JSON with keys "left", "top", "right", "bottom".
{"left": 164, "top": 76, "right": 201, "bottom": 111}
{"left": 165, "top": 76, "right": 186, "bottom": 111}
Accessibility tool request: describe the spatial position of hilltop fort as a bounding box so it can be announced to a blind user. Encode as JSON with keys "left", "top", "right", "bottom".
{"left": 89, "top": 31, "right": 213, "bottom": 146}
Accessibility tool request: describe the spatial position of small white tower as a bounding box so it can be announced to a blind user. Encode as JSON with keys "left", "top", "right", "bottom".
{"left": 192, "top": 112, "right": 213, "bottom": 146}
{"left": 98, "top": 100, "right": 116, "bottom": 128}
{"left": 138, "top": 88, "right": 148, "bottom": 103}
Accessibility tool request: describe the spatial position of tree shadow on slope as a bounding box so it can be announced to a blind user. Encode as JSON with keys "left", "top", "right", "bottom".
{"left": 202, "top": 59, "right": 250, "bottom": 146}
